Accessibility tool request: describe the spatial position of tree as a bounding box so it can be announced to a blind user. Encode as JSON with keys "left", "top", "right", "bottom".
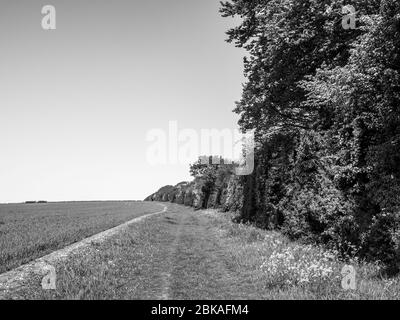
{"left": 221, "top": 0, "right": 400, "bottom": 269}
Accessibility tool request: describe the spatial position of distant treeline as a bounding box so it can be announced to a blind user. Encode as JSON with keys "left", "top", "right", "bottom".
{"left": 147, "top": 0, "right": 400, "bottom": 273}
{"left": 25, "top": 201, "right": 48, "bottom": 204}
{"left": 145, "top": 157, "right": 242, "bottom": 212}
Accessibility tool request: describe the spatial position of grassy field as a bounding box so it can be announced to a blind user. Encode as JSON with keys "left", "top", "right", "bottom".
{"left": 0, "top": 201, "right": 162, "bottom": 274}
{"left": 5, "top": 203, "right": 400, "bottom": 300}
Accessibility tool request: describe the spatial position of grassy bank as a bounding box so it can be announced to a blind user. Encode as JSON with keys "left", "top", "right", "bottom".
{"left": 4, "top": 204, "right": 400, "bottom": 300}
{"left": 207, "top": 210, "right": 400, "bottom": 299}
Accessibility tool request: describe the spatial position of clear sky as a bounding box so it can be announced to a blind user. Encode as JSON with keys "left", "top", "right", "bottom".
{"left": 0, "top": 0, "right": 244, "bottom": 203}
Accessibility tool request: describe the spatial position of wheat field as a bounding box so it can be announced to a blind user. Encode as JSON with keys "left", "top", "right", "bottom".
{"left": 0, "top": 201, "right": 161, "bottom": 274}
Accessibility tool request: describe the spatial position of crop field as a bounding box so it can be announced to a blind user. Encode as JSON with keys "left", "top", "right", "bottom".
{"left": 0, "top": 201, "right": 162, "bottom": 274}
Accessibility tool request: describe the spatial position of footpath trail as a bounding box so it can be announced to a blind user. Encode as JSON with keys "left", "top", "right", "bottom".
{"left": 2, "top": 204, "right": 398, "bottom": 300}
{"left": 121, "top": 203, "right": 258, "bottom": 300}
{"left": 1, "top": 202, "right": 263, "bottom": 300}
{"left": 8, "top": 202, "right": 378, "bottom": 300}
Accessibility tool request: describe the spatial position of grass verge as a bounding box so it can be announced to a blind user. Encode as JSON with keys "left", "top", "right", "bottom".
{"left": 4, "top": 204, "right": 400, "bottom": 300}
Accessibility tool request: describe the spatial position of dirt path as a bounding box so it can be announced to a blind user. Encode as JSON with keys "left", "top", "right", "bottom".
{"left": 129, "top": 203, "right": 252, "bottom": 300}
{"left": 158, "top": 211, "right": 185, "bottom": 300}
{"left": 2, "top": 202, "right": 397, "bottom": 300}
{"left": 0, "top": 203, "right": 167, "bottom": 298}
{"left": 1, "top": 203, "right": 261, "bottom": 300}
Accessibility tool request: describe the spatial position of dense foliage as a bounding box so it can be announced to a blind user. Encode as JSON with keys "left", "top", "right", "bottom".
{"left": 219, "top": 0, "right": 400, "bottom": 272}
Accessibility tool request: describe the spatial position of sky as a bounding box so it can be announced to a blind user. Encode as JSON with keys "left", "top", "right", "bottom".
{"left": 0, "top": 0, "right": 245, "bottom": 203}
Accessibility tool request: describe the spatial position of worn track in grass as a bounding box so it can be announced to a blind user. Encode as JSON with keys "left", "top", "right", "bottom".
{"left": 3, "top": 202, "right": 394, "bottom": 300}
